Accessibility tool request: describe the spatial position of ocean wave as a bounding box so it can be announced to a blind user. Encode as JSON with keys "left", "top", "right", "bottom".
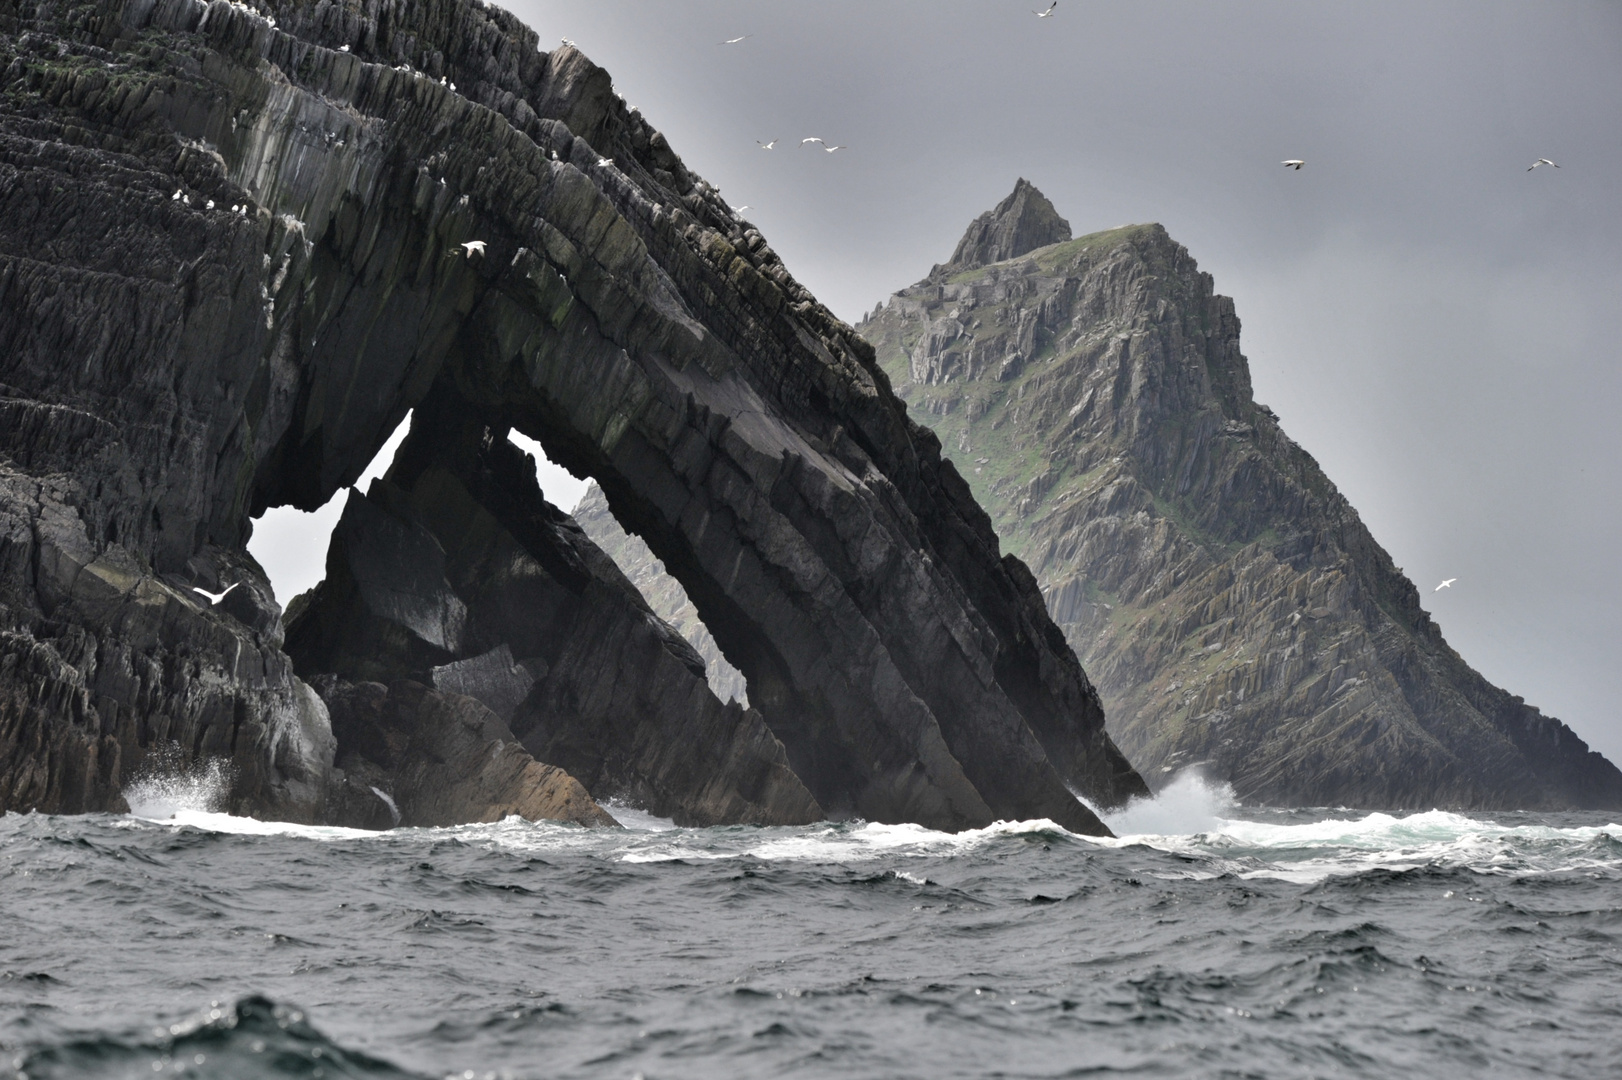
{"left": 89, "top": 762, "right": 1622, "bottom": 886}
{"left": 1095, "top": 771, "right": 1622, "bottom": 882}
{"left": 12, "top": 995, "right": 423, "bottom": 1079}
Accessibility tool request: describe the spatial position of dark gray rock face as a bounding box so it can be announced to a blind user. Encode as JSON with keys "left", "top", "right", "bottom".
{"left": 288, "top": 394, "right": 822, "bottom": 827}
{"left": 573, "top": 483, "right": 750, "bottom": 707}
{"left": 431, "top": 645, "right": 534, "bottom": 724}
{"left": 311, "top": 675, "right": 618, "bottom": 829}
{"left": 861, "top": 183, "right": 1622, "bottom": 811}
{"left": 947, "top": 178, "right": 1072, "bottom": 269}
{"left": 0, "top": 0, "right": 1143, "bottom": 831}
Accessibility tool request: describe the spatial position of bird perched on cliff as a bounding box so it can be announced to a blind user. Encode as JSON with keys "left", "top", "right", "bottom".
{"left": 757, "top": 139, "right": 778, "bottom": 150}
{"left": 1281, "top": 159, "right": 1305, "bottom": 170}
{"left": 560, "top": 38, "right": 575, "bottom": 48}
{"left": 191, "top": 583, "right": 238, "bottom": 605}
{"left": 1434, "top": 578, "right": 1457, "bottom": 591}
{"left": 719, "top": 35, "right": 750, "bottom": 45}
{"left": 1034, "top": 1, "right": 1058, "bottom": 15}
{"left": 1528, "top": 158, "right": 1560, "bottom": 171}
{"left": 456, "top": 240, "right": 486, "bottom": 258}
{"left": 597, "top": 156, "right": 614, "bottom": 167}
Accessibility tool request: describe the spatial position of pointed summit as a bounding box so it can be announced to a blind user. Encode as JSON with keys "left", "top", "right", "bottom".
{"left": 947, "top": 178, "right": 1072, "bottom": 269}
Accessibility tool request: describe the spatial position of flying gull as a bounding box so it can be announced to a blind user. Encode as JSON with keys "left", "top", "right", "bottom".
{"left": 192, "top": 583, "right": 238, "bottom": 605}
{"left": 1527, "top": 158, "right": 1560, "bottom": 171}
{"left": 1434, "top": 578, "right": 1457, "bottom": 592}
{"left": 1281, "top": 159, "right": 1305, "bottom": 170}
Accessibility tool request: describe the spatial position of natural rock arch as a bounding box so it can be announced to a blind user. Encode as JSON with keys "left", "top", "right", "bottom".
{"left": 0, "top": 0, "right": 1145, "bottom": 831}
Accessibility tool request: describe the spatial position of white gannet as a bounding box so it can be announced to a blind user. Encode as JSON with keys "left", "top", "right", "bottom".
{"left": 822, "top": 145, "right": 847, "bottom": 153}
{"left": 801, "top": 137, "right": 825, "bottom": 147}
{"left": 757, "top": 139, "right": 779, "bottom": 150}
{"left": 597, "top": 156, "right": 614, "bottom": 167}
{"left": 719, "top": 35, "right": 750, "bottom": 45}
{"left": 1434, "top": 578, "right": 1457, "bottom": 591}
{"left": 1281, "top": 159, "right": 1305, "bottom": 170}
{"left": 1528, "top": 158, "right": 1560, "bottom": 171}
{"left": 1034, "top": 1, "right": 1057, "bottom": 15}
{"left": 560, "top": 38, "right": 575, "bottom": 48}
{"left": 728, "top": 203, "right": 752, "bottom": 213}
{"left": 192, "top": 583, "right": 238, "bottom": 605}
{"left": 458, "top": 240, "right": 487, "bottom": 258}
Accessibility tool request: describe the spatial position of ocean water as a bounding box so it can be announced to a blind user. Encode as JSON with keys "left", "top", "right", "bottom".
{"left": 4, "top": 772, "right": 1621, "bottom": 1079}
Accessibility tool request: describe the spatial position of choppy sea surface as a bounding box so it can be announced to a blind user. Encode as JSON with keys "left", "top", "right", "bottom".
{"left": 4, "top": 772, "right": 1621, "bottom": 1079}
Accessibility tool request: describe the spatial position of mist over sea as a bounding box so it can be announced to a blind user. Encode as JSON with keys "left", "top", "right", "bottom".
{"left": 4, "top": 773, "right": 1620, "bottom": 1079}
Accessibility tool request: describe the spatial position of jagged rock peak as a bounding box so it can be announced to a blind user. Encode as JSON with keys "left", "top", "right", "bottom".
{"left": 947, "top": 179, "right": 1072, "bottom": 269}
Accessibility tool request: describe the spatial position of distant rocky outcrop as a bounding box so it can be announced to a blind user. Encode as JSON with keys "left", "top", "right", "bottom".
{"left": 856, "top": 181, "right": 1622, "bottom": 810}
{"left": 0, "top": 4, "right": 1141, "bottom": 833}
{"left": 573, "top": 483, "right": 750, "bottom": 708}
{"left": 947, "top": 179, "right": 1071, "bottom": 269}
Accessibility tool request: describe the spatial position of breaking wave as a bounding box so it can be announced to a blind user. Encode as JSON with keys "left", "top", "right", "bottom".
{"left": 6, "top": 785, "right": 1622, "bottom": 1079}
{"left": 122, "top": 747, "right": 233, "bottom": 820}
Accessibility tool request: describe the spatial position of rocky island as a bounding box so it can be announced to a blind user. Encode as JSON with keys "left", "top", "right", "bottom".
{"left": 857, "top": 181, "right": 1622, "bottom": 810}
{"left": 0, "top": 0, "right": 1144, "bottom": 831}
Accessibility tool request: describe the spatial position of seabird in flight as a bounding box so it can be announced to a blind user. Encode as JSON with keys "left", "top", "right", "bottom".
{"left": 757, "top": 139, "right": 779, "bottom": 150}
{"left": 1434, "top": 578, "right": 1457, "bottom": 592}
{"left": 1281, "top": 159, "right": 1305, "bottom": 170}
{"left": 1034, "top": 1, "right": 1058, "bottom": 16}
{"left": 192, "top": 583, "right": 238, "bottom": 605}
{"left": 458, "top": 240, "right": 486, "bottom": 258}
{"left": 720, "top": 35, "right": 750, "bottom": 45}
{"left": 1528, "top": 158, "right": 1560, "bottom": 171}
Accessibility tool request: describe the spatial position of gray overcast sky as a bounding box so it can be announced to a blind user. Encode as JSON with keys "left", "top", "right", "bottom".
{"left": 254, "top": 1, "right": 1622, "bottom": 765}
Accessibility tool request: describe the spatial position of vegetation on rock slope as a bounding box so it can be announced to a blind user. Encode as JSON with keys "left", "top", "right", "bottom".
{"left": 851, "top": 183, "right": 1622, "bottom": 810}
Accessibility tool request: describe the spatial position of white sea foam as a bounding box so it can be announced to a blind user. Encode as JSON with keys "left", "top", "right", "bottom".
{"left": 1101, "top": 770, "right": 1236, "bottom": 836}
{"left": 1091, "top": 770, "right": 1622, "bottom": 882}
{"left": 124, "top": 754, "right": 233, "bottom": 820}
{"left": 109, "top": 762, "right": 1622, "bottom": 883}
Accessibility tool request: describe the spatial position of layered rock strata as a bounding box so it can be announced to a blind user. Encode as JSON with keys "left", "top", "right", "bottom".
{"left": 314, "top": 675, "right": 618, "bottom": 829}
{"left": 573, "top": 482, "right": 750, "bottom": 708}
{"left": 0, "top": 0, "right": 1143, "bottom": 830}
{"left": 288, "top": 392, "right": 822, "bottom": 827}
{"left": 855, "top": 181, "right": 1622, "bottom": 810}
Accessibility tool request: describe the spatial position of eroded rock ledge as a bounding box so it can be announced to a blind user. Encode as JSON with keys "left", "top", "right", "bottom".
{"left": 0, "top": 0, "right": 1144, "bottom": 831}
